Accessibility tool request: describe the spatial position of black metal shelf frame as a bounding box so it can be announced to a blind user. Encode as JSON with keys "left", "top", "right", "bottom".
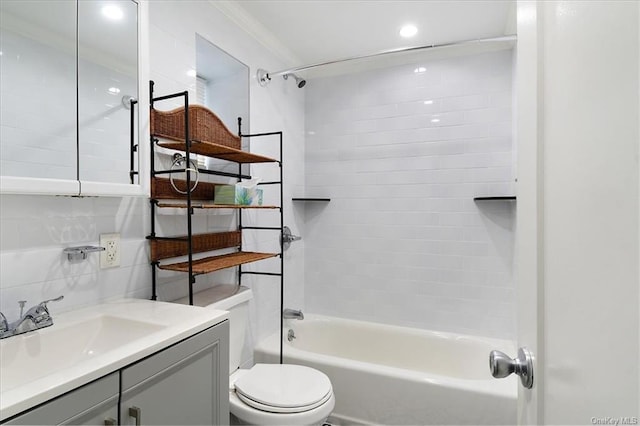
{"left": 153, "top": 167, "right": 252, "bottom": 180}
{"left": 148, "top": 81, "right": 285, "bottom": 364}
{"left": 237, "top": 127, "right": 285, "bottom": 363}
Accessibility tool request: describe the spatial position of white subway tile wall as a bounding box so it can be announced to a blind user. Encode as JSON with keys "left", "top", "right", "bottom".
{"left": 304, "top": 50, "right": 516, "bottom": 339}
{"left": 0, "top": 195, "right": 151, "bottom": 321}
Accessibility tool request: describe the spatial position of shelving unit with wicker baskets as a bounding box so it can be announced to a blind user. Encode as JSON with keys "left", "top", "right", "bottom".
{"left": 148, "top": 81, "right": 284, "bottom": 306}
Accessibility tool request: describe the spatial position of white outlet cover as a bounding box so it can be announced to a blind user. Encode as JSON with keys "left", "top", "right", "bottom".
{"left": 100, "top": 233, "right": 121, "bottom": 268}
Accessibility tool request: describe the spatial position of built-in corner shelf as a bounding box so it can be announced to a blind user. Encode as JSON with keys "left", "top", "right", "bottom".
{"left": 292, "top": 198, "right": 331, "bottom": 202}
{"left": 473, "top": 196, "right": 517, "bottom": 201}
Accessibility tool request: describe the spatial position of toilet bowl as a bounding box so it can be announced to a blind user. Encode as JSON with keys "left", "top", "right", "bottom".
{"left": 204, "top": 285, "right": 335, "bottom": 425}
{"left": 229, "top": 364, "right": 335, "bottom": 425}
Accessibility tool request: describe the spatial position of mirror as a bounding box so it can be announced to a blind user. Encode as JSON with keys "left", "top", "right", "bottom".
{"left": 195, "top": 34, "right": 249, "bottom": 138}
{"left": 78, "top": 0, "right": 139, "bottom": 185}
{"left": 195, "top": 34, "right": 249, "bottom": 178}
{"left": 0, "top": 0, "right": 139, "bottom": 190}
{"left": 0, "top": 1, "right": 78, "bottom": 181}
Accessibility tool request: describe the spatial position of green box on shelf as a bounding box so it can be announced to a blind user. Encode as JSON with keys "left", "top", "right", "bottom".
{"left": 214, "top": 180, "right": 263, "bottom": 206}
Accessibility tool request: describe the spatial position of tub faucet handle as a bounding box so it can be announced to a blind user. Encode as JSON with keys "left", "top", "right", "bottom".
{"left": 281, "top": 226, "right": 302, "bottom": 250}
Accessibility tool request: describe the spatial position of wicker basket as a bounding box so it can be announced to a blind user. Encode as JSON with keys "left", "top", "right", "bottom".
{"left": 151, "top": 105, "right": 241, "bottom": 150}
{"left": 150, "top": 231, "right": 241, "bottom": 261}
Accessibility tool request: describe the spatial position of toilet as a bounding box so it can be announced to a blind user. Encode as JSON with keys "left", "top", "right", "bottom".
{"left": 208, "top": 286, "right": 335, "bottom": 425}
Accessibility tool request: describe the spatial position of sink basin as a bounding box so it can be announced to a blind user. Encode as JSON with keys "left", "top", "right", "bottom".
{"left": 0, "top": 298, "right": 229, "bottom": 421}
{"left": 0, "top": 315, "right": 165, "bottom": 393}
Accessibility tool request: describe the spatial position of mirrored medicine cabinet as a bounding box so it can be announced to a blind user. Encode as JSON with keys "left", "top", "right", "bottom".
{"left": 0, "top": 0, "right": 148, "bottom": 196}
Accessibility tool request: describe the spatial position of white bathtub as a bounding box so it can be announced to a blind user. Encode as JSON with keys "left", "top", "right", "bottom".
{"left": 255, "top": 314, "right": 517, "bottom": 425}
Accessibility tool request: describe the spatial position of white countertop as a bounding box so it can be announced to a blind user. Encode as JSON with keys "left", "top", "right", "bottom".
{"left": 0, "top": 299, "right": 228, "bottom": 420}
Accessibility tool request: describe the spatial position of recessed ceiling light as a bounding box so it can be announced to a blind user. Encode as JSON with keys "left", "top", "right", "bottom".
{"left": 431, "top": 118, "right": 440, "bottom": 123}
{"left": 424, "top": 100, "right": 434, "bottom": 105}
{"left": 414, "top": 67, "right": 426, "bottom": 74}
{"left": 187, "top": 69, "right": 197, "bottom": 78}
{"left": 399, "top": 24, "right": 418, "bottom": 38}
{"left": 101, "top": 5, "right": 124, "bottom": 20}
{"left": 108, "top": 87, "right": 121, "bottom": 94}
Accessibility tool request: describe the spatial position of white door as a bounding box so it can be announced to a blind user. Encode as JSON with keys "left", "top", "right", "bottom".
{"left": 514, "top": 1, "right": 639, "bottom": 424}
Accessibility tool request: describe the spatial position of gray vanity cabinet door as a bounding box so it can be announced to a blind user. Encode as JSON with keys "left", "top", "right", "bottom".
{"left": 120, "top": 321, "right": 230, "bottom": 425}
{"left": 3, "top": 373, "right": 118, "bottom": 425}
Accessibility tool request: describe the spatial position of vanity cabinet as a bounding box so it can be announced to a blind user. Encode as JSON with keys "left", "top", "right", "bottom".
{"left": 120, "top": 322, "right": 229, "bottom": 425}
{"left": 2, "top": 321, "right": 229, "bottom": 426}
{"left": 3, "top": 374, "right": 119, "bottom": 426}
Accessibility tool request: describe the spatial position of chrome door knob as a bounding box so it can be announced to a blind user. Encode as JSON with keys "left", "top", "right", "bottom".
{"left": 489, "top": 347, "right": 534, "bottom": 389}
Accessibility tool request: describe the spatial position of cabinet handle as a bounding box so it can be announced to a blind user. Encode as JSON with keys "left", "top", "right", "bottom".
{"left": 129, "top": 406, "right": 141, "bottom": 426}
{"left": 104, "top": 418, "right": 117, "bottom": 426}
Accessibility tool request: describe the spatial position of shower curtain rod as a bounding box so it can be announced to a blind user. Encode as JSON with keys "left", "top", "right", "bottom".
{"left": 258, "top": 35, "right": 516, "bottom": 84}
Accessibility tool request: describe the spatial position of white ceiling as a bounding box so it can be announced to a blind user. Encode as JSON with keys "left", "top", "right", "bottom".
{"left": 233, "top": 0, "right": 516, "bottom": 66}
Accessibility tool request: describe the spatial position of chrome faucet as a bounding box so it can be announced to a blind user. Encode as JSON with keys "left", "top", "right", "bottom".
{"left": 283, "top": 308, "right": 304, "bottom": 320}
{"left": 0, "top": 296, "right": 64, "bottom": 339}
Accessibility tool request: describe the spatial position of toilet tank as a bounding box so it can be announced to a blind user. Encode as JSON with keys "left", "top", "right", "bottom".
{"left": 208, "top": 286, "right": 253, "bottom": 373}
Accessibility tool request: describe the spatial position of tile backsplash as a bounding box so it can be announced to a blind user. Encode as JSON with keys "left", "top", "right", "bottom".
{"left": 0, "top": 195, "right": 150, "bottom": 320}
{"left": 303, "top": 50, "right": 516, "bottom": 339}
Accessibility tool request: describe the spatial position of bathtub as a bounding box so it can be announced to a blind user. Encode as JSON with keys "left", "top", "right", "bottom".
{"left": 254, "top": 314, "right": 517, "bottom": 425}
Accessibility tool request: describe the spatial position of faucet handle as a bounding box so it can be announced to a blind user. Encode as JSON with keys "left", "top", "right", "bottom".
{"left": 0, "top": 312, "right": 8, "bottom": 333}
{"left": 39, "top": 295, "right": 64, "bottom": 307}
{"left": 37, "top": 295, "right": 64, "bottom": 314}
{"left": 26, "top": 295, "right": 64, "bottom": 325}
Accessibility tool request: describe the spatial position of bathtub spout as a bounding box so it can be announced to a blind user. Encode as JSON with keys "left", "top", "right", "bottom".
{"left": 283, "top": 308, "right": 304, "bottom": 320}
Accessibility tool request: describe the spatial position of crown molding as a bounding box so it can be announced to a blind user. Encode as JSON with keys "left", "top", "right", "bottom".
{"left": 209, "top": 0, "right": 301, "bottom": 68}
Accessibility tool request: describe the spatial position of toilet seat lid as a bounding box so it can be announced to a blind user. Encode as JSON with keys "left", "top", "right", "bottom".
{"left": 234, "top": 364, "right": 332, "bottom": 413}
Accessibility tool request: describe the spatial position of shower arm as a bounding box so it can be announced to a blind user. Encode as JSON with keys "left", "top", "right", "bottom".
{"left": 257, "top": 35, "right": 516, "bottom": 86}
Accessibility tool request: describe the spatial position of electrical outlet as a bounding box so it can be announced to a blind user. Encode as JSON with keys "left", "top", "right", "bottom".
{"left": 100, "top": 233, "right": 120, "bottom": 268}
